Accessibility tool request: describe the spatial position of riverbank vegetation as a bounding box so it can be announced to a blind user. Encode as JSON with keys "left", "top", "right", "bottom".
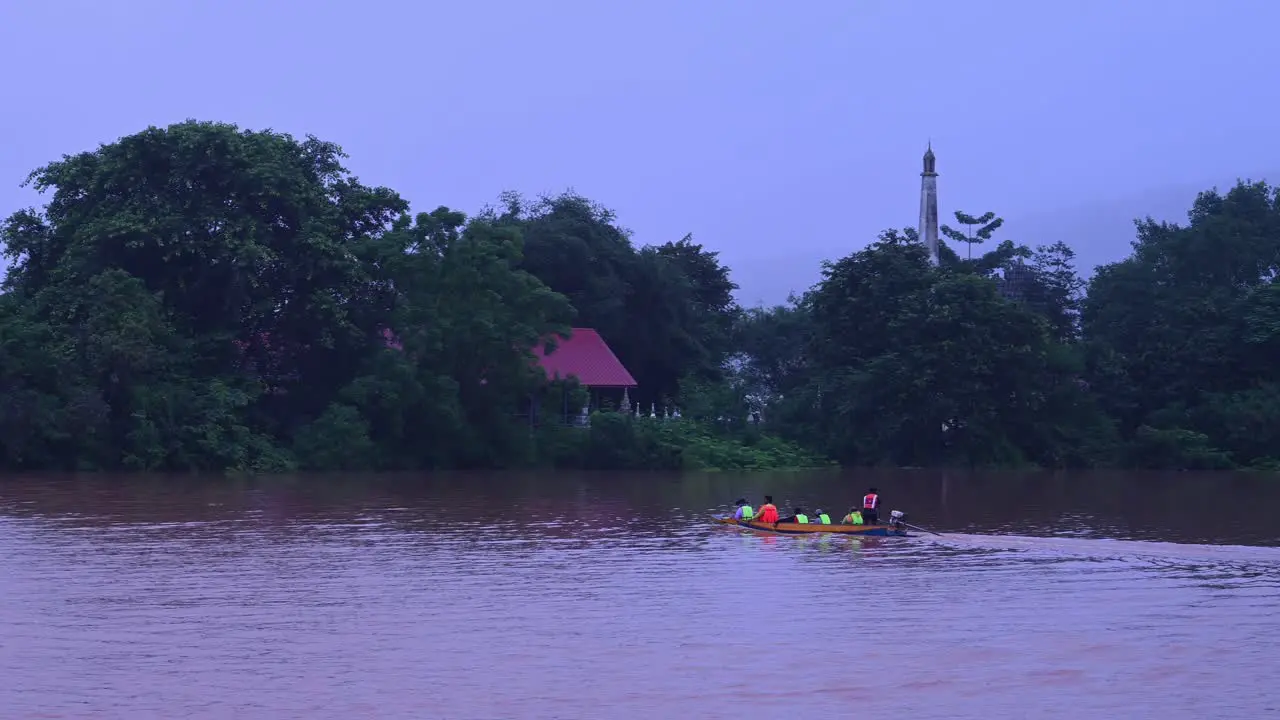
{"left": 1, "top": 121, "right": 1277, "bottom": 472}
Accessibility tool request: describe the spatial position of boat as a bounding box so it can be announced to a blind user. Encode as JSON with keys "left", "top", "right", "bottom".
{"left": 715, "top": 514, "right": 911, "bottom": 537}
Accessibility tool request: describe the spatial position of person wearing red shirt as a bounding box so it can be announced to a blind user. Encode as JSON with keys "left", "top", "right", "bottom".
{"left": 755, "top": 495, "right": 779, "bottom": 523}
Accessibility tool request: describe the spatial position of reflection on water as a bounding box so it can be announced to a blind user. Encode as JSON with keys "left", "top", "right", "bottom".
{"left": 1, "top": 470, "right": 1279, "bottom": 718}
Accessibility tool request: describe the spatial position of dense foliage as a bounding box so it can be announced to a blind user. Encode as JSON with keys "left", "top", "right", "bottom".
{"left": 1, "top": 121, "right": 1276, "bottom": 472}
{"left": 741, "top": 184, "right": 1280, "bottom": 471}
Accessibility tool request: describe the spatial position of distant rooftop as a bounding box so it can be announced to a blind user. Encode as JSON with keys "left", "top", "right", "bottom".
{"left": 531, "top": 328, "right": 637, "bottom": 388}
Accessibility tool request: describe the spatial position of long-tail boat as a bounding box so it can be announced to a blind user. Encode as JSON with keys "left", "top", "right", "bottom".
{"left": 715, "top": 510, "right": 912, "bottom": 537}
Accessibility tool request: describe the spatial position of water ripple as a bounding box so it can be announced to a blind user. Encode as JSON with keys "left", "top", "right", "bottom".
{"left": 2, "top": 475, "right": 1280, "bottom": 718}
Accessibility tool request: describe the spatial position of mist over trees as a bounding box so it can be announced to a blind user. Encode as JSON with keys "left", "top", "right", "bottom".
{"left": 2, "top": 121, "right": 1276, "bottom": 472}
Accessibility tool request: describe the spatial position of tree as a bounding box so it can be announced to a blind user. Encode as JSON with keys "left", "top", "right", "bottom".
{"left": 783, "top": 231, "right": 1078, "bottom": 467}
{"left": 13, "top": 118, "right": 1280, "bottom": 473}
{"left": 1, "top": 120, "right": 408, "bottom": 469}
{"left": 1082, "top": 180, "right": 1280, "bottom": 467}
{"left": 493, "top": 191, "right": 632, "bottom": 342}
{"left": 1027, "top": 241, "right": 1085, "bottom": 342}
{"left": 404, "top": 208, "right": 572, "bottom": 465}
{"left": 731, "top": 296, "right": 813, "bottom": 404}
{"left": 942, "top": 210, "right": 1004, "bottom": 260}
{"left": 0, "top": 121, "right": 824, "bottom": 473}
{"left": 494, "top": 191, "right": 741, "bottom": 408}
{"left": 654, "top": 233, "right": 741, "bottom": 372}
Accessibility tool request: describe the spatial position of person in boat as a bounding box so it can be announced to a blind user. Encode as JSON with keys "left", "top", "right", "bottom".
{"left": 841, "top": 506, "right": 864, "bottom": 525}
{"left": 862, "top": 488, "right": 881, "bottom": 525}
{"left": 755, "top": 496, "right": 780, "bottom": 523}
{"left": 777, "top": 507, "right": 809, "bottom": 524}
{"left": 733, "top": 498, "right": 754, "bottom": 521}
{"left": 814, "top": 509, "right": 832, "bottom": 525}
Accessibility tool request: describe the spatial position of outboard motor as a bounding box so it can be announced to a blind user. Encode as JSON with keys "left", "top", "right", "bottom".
{"left": 888, "top": 510, "right": 907, "bottom": 531}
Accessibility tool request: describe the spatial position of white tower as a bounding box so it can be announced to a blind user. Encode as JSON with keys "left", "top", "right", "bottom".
{"left": 918, "top": 143, "right": 940, "bottom": 265}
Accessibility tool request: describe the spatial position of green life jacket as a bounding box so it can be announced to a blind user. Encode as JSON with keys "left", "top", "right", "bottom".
{"left": 795, "top": 513, "right": 809, "bottom": 524}
{"left": 740, "top": 505, "right": 754, "bottom": 520}
{"left": 848, "top": 512, "right": 864, "bottom": 525}
{"left": 817, "top": 513, "right": 831, "bottom": 524}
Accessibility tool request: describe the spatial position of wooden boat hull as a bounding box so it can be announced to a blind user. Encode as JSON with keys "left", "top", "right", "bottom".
{"left": 715, "top": 516, "right": 910, "bottom": 537}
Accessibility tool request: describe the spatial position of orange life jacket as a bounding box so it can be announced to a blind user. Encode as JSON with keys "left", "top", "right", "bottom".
{"left": 757, "top": 504, "right": 779, "bottom": 523}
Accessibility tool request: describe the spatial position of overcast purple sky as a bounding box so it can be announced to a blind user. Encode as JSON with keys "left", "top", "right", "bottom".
{"left": 2, "top": 0, "right": 1275, "bottom": 305}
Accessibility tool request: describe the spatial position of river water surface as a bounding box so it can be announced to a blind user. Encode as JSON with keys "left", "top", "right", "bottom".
{"left": 2, "top": 470, "right": 1279, "bottom": 719}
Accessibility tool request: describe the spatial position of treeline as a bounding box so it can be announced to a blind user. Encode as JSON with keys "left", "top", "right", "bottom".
{"left": 0, "top": 121, "right": 811, "bottom": 472}
{"left": 0, "top": 121, "right": 1276, "bottom": 472}
{"left": 742, "top": 181, "right": 1280, "bottom": 471}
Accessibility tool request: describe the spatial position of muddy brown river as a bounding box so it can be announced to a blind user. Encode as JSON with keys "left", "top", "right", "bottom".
{"left": 2, "top": 470, "right": 1278, "bottom": 718}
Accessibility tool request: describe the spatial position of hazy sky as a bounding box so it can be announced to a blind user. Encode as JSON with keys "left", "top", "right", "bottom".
{"left": 2, "top": 0, "right": 1276, "bottom": 305}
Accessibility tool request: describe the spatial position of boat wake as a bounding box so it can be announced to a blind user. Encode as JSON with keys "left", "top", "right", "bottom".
{"left": 923, "top": 532, "right": 1280, "bottom": 565}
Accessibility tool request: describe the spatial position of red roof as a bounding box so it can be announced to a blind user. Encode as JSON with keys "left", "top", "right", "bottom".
{"left": 531, "top": 328, "right": 637, "bottom": 388}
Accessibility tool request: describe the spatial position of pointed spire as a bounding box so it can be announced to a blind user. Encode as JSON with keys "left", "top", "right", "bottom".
{"left": 922, "top": 141, "right": 936, "bottom": 175}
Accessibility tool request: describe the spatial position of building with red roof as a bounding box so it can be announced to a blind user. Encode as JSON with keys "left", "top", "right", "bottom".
{"left": 531, "top": 328, "right": 636, "bottom": 388}
{"left": 232, "top": 325, "right": 634, "bottom": 424}
{"left": 529, "top": 328, "right": 637, "bottom": 425}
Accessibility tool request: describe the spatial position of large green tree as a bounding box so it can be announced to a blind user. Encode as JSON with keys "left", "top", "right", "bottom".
{"left": 765, "top": 229, "right": 1108, "bottom": 467}
{"left": 298, "top": 207, "right": 574, "bottom": 470}
{"left": 1083, "top": 180, "right": 1280, "bottom": 468}
{"left": 493, "top": 191, "right": 740, "bottom": 408}
{"left": 2, "top": 121, "right": 411, "bottom": 469}
{"left": 0, "top": 121, "right": 817, "bottom": 473}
